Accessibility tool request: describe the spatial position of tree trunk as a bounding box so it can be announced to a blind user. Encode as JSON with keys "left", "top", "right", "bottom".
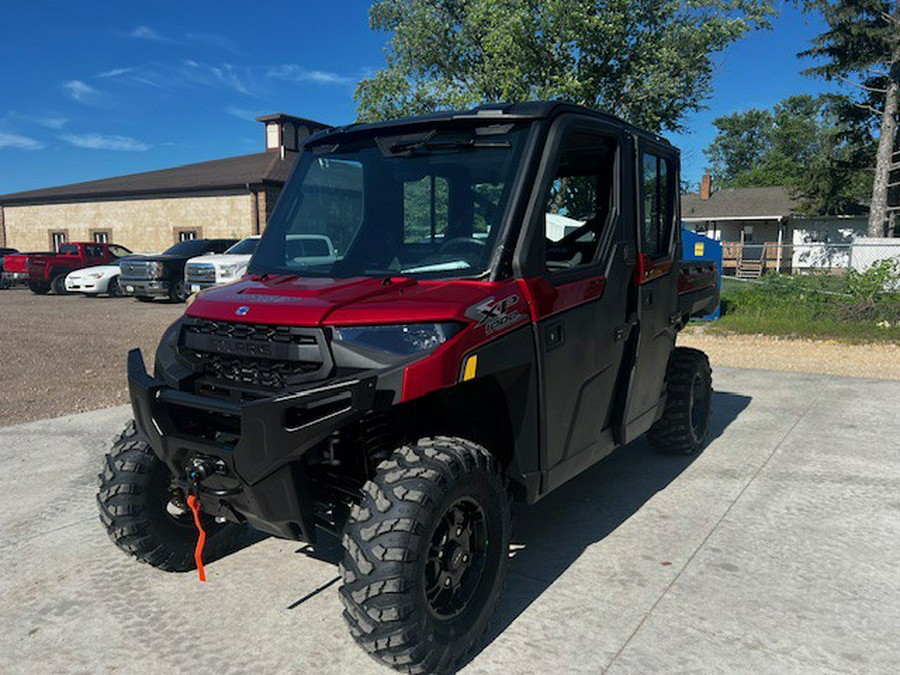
{"left": 869, "top": 78, "right": 899, "bottom": 237}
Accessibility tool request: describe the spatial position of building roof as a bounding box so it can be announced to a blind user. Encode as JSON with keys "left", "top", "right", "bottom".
{"left": 681, "top": 186, "right": 800, "bottom": 220}
{"left": 0, "top": 151, "right": 299, "bottom": 206}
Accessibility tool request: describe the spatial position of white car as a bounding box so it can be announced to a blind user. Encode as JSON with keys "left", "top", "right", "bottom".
{"left": 64, "top": 261, "right": 125, "bottom": 297}
{"left": 184, "top": 234, "right": 337, "bottom": 292}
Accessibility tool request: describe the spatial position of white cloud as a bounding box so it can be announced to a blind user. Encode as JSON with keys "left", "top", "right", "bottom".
{"left": 129, "top": 26, "right": 172, "bottom": 42}
{"left": 62, "top": 80, "right": 100, "bottom": 103}
{"left": 225, "top": 105, "right": 258, "bottom": 121}
{"left": 266, "top": 64, "right": 353, "bottom": 86}
{"left": 0, "top": 132, "right": 44, "bottom": 150}
{"left": 60, "top": 133, "right": 150, "bottom": 151}
{"left": 183, "top": 61, "right": 252, "bottom": 95}
{"left": 97, "top": 67, "right": 135, "bottom": 78}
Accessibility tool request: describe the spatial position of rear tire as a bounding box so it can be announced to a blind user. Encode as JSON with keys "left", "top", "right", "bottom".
{"left": 96, "top": 421, "right": 236, "bottom": 572}
{"left": 647, "top": 347, "right": 713, "bottom": 455}
{"left": 339, "top": 437, "right": 510, "bottom": 674}
{"left": 28, "top": 280, "right": 50, "bottom": 295}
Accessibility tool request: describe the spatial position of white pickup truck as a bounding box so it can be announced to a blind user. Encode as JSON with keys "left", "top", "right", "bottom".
{"left": 184, "top": 234, "right": 339, "bottom": 293}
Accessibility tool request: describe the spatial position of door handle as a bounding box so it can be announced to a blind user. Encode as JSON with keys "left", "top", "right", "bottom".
{"left": 545, "top": 322, "right": 565, "bottom": 351}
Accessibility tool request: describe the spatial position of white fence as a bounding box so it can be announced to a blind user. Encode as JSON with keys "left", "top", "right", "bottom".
{"left": 721, "top": 239, "right": 900, "bottom": 276}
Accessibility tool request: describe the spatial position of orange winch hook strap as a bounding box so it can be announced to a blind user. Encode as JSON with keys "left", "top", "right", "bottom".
{"left": 186, "top": 494, "right": 208, "bottom": 582}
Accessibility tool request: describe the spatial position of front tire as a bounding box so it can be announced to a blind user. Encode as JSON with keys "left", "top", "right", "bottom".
{"left": 647, "top": 347, "right": 713, "bottom": 455}
{"left": 168, "top": 279, "right": 188, "bottom": 303}
{"left": 96, "top": 421, "right": 236, "bottom": 571}
{"left": 51, "top": 273, "right": 69, "bottom": 295}
{"left": 107, "top": 276, "right": 123, "bottom": 297}
{"left": 339, "top": 437, "right": 510, "bottom": 674}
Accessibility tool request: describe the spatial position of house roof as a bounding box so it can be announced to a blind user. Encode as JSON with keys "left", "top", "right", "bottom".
{"left": 681, "top": 186, "right": 800, "bottom": 220}
{"left": 0, "top": 151, "right": 299, "bottom": 206}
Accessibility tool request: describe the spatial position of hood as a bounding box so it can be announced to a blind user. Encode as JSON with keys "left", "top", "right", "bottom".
{"left": 126, "top": 253, "right": 195, "bottom": 263}
{"left": 185, "top": 253, "right": 252, "bottom": 267}
{"left": 186, "top": 275, "right": 514, "bottom": 327}
{"left": 68, "top": 264, "right": 119, "bottom": 277}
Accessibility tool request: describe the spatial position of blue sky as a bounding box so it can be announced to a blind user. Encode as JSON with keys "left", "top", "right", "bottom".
{"left": 0, "top": 0, "right": 835, "bottom": 195}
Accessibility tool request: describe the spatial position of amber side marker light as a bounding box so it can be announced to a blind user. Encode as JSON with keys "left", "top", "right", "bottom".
{"left": 463, "top": 355, "right": 478, "bottom": 381}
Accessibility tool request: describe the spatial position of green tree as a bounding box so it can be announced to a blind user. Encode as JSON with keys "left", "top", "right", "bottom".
{"left": 799, "top": 0, "right": 900, "bottom": 236}
{"left": 703, "top": 94, "right": 873, "bottom": 214}
{"left": 355, "top": 0, "right": 775, "bottom": 133}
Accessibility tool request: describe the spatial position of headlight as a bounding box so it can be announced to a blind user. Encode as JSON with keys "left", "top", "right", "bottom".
{"left": 148, "top": 261, "right": 165, "bottom": 278}
{"left": 332, "top": 323, "right": 460, "bottom": 356}
{"left": 89, "top": 272, "right": 105, "bottom": 279}
{"left": 218, "top": 263, "right": 242, "bottom": 279}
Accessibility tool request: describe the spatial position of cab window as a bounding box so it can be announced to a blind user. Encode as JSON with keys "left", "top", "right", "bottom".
{"left": 640, "top": 152, "right": 674, "bottom": 259}
{"left": 542, "top": 130, "right": 617, "bottom": 272}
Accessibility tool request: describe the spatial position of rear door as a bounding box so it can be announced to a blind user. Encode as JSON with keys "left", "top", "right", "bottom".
{"left": 518, "top": 116, "right": 634, "bottom": 492}
{"left": 622, "top": 141, "right": 680, "bottom": 440}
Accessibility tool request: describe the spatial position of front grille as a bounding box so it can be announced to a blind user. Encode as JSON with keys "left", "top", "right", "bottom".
{"left": 186, "top": 262, "right": 216, "bottom": 284}
{"left": 180, "top": 318, "right": 332, "bottom": 393}
{"left": 121, "top": 260, "right": 151, "bottom": 279}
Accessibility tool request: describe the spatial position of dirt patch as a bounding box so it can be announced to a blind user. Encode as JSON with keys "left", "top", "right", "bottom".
{"left": 0, "top": 288, "right": 183, "bottom": 426}
{"left": 679, "top": 326, "right": 900, "bottom": 381}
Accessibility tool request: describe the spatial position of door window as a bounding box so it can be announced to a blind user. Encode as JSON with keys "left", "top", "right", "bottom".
{"left": 640, "top": 152, "right": 674, "bottom": 259}
{"left": 542, "top": 131, "right": 617, "bottom": 272}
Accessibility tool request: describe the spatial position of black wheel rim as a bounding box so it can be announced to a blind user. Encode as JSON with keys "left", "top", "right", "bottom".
{"left": 109, "top": 278, "right": 121, "bottom": 297}
{"left": 690, "top": 372, "right": 711, "bottom": 439}
{"left": 425, "top": 497, "right": 488, "bottom": 620}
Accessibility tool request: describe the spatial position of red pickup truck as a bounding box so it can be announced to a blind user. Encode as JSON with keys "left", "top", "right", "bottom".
{"left": 27, "top": 242, "right": 132, "bottom": 295}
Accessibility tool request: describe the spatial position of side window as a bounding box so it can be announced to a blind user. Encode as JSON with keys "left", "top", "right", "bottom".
{"left": 84, "top": 244, "right": 102, "bottom": 258}
{"left": 542, "top": 130, "right": 617, "bottom": 272}
{"left": 640, "top": 152, "right": 674, "bottom": 259}
{"left": 403, "top": 175, "right": 449, "bottom": 244}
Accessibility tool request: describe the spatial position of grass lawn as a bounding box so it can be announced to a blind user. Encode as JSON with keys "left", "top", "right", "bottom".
{"left": 703, "top": 275, "right": 900, "bottom": 343}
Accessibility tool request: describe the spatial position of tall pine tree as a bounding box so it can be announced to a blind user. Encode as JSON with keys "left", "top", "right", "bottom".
{"left": 800, "top": 0, "right": 900, "bottom": 236}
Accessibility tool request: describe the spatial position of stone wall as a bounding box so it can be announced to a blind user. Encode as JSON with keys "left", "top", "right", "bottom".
{"left": 2, "top": 192, "right": 257, "bottom": 252}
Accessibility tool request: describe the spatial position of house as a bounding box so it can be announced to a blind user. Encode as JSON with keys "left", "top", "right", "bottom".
{"left": 681, "top": 175, "right": 868, "bottom": 276}
{"left": 0, "top": 113, "right": 329, "bottom": 253}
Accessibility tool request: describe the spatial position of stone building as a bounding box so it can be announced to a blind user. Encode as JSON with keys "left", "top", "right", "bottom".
{"left": 0, "top": 114, "right": 328, "bottom": 253}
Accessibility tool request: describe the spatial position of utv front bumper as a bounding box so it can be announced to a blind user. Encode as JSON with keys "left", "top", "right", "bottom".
{"left": 127, "top": 349, "right": 378, "bottom": 542}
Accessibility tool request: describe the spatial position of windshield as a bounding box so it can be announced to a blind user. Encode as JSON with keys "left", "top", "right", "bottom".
{"left": 250, "top": 123, "right": 529, "bottom": 279}
{"left": 163, "top": 240, "right": 211, "bottom": 257}
{"left": 225, "top": 238, "right": 260, "bottom": 255}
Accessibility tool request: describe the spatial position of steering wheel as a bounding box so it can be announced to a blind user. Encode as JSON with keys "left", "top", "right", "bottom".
{"left": 439, "top": 237, "right": 486, "bottom": 257}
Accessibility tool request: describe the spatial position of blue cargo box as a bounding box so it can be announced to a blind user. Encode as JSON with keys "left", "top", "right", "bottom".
{"left": 681, "top": 229, "right": 722, "bottom": 320}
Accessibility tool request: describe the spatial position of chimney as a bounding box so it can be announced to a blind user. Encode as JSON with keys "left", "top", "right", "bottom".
{"left": 255, "top": 113, "right": 331, "bottom": 153}
{"left": 700, "top": 173, "right": 712, "bottom": 201}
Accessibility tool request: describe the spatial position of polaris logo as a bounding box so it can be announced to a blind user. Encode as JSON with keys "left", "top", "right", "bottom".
{"left": 235, "top": 306, "right": 250, "bottom": 316}
{"left": 208, "top": 337, "right": 273, "bottom": 357}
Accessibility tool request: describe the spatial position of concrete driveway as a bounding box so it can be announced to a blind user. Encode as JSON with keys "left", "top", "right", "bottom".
{"left": 1, "top": 367, "right": 898, "bottom": 674}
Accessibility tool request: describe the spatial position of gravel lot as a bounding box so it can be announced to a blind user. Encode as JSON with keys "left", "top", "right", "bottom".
{"left": 0, "top": 287, "right": 182, "bottom": 426}
{"left": 2, "top": 285, "right": 898, "bottom": 427}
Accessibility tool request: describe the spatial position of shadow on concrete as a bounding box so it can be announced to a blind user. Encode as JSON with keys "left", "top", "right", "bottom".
{"left": 472, "top": 390, "right": 751, "bottom": 665}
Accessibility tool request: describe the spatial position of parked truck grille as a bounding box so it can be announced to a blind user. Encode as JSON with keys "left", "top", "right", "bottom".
{"left": 179, "top": 318, "right": 332, "bottom": 392}
{"left": 120, "top": 260, "right": 151, "bottom": 279}
{"left": 185, "top": 262, "right": 216, "bottom": 284}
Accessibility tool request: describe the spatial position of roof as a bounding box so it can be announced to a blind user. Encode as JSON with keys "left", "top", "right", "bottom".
{"left": 315, "top": 101, "right": 674, "bottom": 150}
{"left": 0, "top": 151, "right": 299, "bottom": 206}
{"left": 681, "top": 186, "right": 800, "bottom": 220}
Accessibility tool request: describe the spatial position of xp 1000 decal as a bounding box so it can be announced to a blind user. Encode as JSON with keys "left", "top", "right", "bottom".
{"left": 465, "top": 294, "right": 526, "bottom": 335}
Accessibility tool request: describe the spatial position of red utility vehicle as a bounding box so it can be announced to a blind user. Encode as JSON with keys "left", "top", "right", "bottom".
{"left": 98, "top": 102, "right": 719, "bottom": 673}
{"left": 1, "top": 251, "right": 33, "bottom": 288}
{"left": 27, "top": 242, "right": 132, "bottom": 294}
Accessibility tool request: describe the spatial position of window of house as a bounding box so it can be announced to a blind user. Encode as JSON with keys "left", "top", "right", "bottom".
{"left": 403, "top": 175, "right": 449, "bottom": 244}
{"left": 542, "top": 130, "right": 617, "bottom": 272}
{"left": 92, "top": 230, "right": 110, "bottom": 244}
{"left": 640, "top": 152, "right": 674, "bottom": 259}
{"left": 178, "top": 230, "right": 199, "bottom": 242}
{"left": 51, "top": 231, "right": 67, "bottom": 251}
